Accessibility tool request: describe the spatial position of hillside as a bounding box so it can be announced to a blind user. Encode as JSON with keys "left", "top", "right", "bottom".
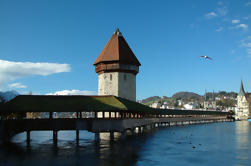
{"left": 172, "top": 92, "right": 202, "bottom": 100}
{"left": 141, "top": 96, "right": 161, "bottom": 105}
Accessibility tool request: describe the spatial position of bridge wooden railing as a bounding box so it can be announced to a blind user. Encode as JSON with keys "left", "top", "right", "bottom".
{"left": 0, "top": 95, "right": 234, "bottom": 144}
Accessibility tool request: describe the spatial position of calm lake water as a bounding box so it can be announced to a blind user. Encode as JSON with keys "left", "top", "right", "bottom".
{"left": 0, "top": 121, "right": 251, "bottom": 166}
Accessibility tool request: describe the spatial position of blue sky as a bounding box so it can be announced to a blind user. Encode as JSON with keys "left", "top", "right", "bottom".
{"left": 0, "top": 0, "right": 251, "bottom": 99}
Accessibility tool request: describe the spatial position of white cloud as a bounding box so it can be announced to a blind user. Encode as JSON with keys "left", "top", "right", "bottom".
{"left": 247, "top": 49, "right": 251, "bottom": 55}
{"left": 232, "top": 19, "right": 240, "bottom": 24}
{"left": 218, "top": 1, "right": 223, "bottom": 5}
{"left": 205, "top": 12, "right": 217, "bottom": 19}
{"left": 231, "top": 24, "right": 248, "bottom": 30}
{"left": 8, "top": 82, "right": 27, "bottom": 89}
{"left": 205, "top": 7, "right": 227, "bottom": 20}
{"left": 216, "top": 27, "right": 223, "bottom": 32}
{"left": 217, "top": 7, "right": 228, "bottom": 16}
{"left": 243, "top": 15, "right": 251, "bottom": 20}
{"left": 240, "top": 38, "right": 251, "bottom": 58}
{"left": 46, "top": 89, "right": 96, "bottom": 95}
{"left": 241, "top": 43, "right": 251, "bottom": 47}
{"left": 0, "top": 59, "right": 71, "bottom": 88}
{"left": 245, "top": 2, "right": 251, "bottom": 6}
{"left": 236, "top": 24, "right": 248, "bottom": 29}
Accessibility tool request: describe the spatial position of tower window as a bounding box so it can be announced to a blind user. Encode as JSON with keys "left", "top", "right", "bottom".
{"left": 124, "top": 74, "right": 127, "bottom": 81}
{"left": 110, "top": 74, "right": 112, "bottom": 81}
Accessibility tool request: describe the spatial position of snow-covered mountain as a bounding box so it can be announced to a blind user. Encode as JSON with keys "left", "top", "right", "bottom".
{"left": 0, "top": 90, "right": 19, "bottom": 102}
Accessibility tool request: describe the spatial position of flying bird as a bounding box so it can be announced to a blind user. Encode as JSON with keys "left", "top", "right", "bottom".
{"left": 200, "top": 56, "right": 213, "bottom": 60}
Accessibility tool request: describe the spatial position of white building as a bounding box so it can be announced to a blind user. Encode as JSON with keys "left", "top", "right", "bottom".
{"left": 204, "top": 92, "right": 216, "bottom": 110}
{"left": 183, "top": 102, "right": 198, "bottom": 110}
{"left": 160, "top": 102, "right": 169, "bottom": 109}
{"left": 177, "top": 100, "right": 184, "bottom": 106}
{"left": 236, "top": 81, "right": 251, "bottom": 120}
{"left": 150, "top": 102, "right": 161, "bottom": 109}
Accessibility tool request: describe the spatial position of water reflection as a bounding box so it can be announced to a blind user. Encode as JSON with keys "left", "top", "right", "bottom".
{"left": 235, "top": 121, "right": 251, "bottom": 163}
{"left": 1, "top": 122, "right": 251, "bottom": 166}
{"left": 0, "top": 130, "right": 156, "bottom": 166}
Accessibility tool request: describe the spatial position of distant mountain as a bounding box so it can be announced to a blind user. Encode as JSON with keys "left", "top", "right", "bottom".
{"left": 141, "top": 92, "right": 202, "bottom": 106}
{"left": 172, "top": 92, "right": 202, "bottom": 100}
{"left": 141, "top": 96, "right": 161, "bottom": 105}
{"left": 0, "top": 90, "right": 19, "bottom": 102}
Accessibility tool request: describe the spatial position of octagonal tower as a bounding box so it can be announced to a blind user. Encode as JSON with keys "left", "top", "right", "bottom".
{"left": 93, "top": 29, "right": 141, "bottom": 101}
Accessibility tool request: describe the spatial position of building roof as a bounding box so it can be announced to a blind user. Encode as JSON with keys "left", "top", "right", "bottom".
{"left": 0, "top": 95, "right": 232, "bottom": 116}
{"left": 93, "top": 29, "right": 141, "bottom": 66}
{"left": 239, "top": 80, "right": 245, "bottom": 95}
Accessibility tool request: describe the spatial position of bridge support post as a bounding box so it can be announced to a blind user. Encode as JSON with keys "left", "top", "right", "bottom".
{"left": 121, "top": 131, "right": 127, "bottom": 140}
{"left": 49, "top": 112, "right": 53, "bottom": 119}
{"left": 95, "top": 132, "right": 100, "bottom": 142}
{"left": 26, "top": 130, "right": 31, "bottom": 146}
{"left": 53, "top": 130, "right": 58, "bottom": 145}
{"left": 110, "top": 131, "right": 114, "bottom": 141}
{"left": 76, "top": 130, "right": 79, "bottom": 145}
{"left": 138, "top": 126, "right": 142, "bottom": 133}
{"left": 130, "top": 128, "right": 135, "bottom": 135}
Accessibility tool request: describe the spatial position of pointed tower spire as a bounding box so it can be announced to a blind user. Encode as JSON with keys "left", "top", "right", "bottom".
{"left": 93, "top": 28, "right": 141, "bottom": 68}
{"left": 114, "top": 28, "right": 122, "bottom": 36}
{"left": 212, "top": 90, "right": 215, "bottom": 101}
{"left": 239, "top": 80, "right": 245, "bottom": 95}
{"left": 204, "top": 89, "right": 207, "bottom": 101}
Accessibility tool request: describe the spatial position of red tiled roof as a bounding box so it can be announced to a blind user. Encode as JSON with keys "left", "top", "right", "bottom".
{"left": 93, "top": 29, "right": 141, "bottom": 66}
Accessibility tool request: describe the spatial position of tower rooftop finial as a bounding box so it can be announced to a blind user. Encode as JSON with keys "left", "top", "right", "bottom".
{"left": 114, "top": 28, "right": 122, "bottom": 36}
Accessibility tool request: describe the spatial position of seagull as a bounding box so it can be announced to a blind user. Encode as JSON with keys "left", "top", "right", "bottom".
{"left": 200, "top": 56, "right": 213, "bottom": 60}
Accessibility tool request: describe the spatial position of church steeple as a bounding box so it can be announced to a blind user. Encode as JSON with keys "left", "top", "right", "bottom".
{"left": 239, "top": 80, "right": 245, "bottom": 95}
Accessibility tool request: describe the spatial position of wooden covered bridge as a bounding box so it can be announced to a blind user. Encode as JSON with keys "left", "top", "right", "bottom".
{"left": 0, "top": 95, "right": 234, "bottom": 144}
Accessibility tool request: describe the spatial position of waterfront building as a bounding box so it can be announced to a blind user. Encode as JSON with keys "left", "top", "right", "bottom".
{"left": 184, "top": 102, "right": 198, "bottom": 110}
{"left": 160, "top": 102, "right": 170, "bottom": 109}
{"left": 93, "top": 29, "right": 141, "bottom": 101}
{"left": 203, "top": 91, "right": 216, "bottom": 110}
{"left": 177, "top": 99, "right": 184, "bottom": 106}
{"left": 236, "top": 80, "right": 251, "bottom": 120}
{"left": 150, "top": 102, "right": 161, "bottom": 109}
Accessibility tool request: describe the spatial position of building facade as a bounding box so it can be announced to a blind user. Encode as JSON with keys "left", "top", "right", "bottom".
{"left": 203, "top": 91, "right": 216, "bottom": 110}
{"left": 93, "top": 29, "right": 141, "bottom": 101}
{"left": 236, "top": 81, "right": 251, "bottom": 120}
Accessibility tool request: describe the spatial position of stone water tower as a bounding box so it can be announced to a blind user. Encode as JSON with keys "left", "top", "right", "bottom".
{"left": 93, "top": 29, "right": 141, "bottom": 101}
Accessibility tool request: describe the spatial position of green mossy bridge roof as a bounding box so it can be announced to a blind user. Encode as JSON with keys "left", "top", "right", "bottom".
{"left": 0, "top": 95, "right": 232, "bottom": 116}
